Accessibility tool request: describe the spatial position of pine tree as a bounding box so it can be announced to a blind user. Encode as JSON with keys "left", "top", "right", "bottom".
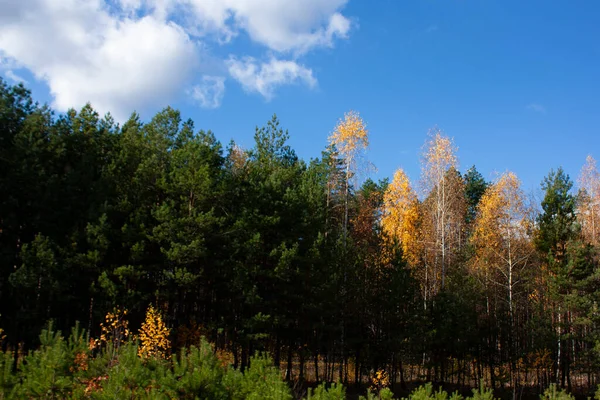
{"left": 464, "top": 165, "right": 488, "bottom": 225}
{"left": 535, "top": 167, "right": 578, "bottom": 389}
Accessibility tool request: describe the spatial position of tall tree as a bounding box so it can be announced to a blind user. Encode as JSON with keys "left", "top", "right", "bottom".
{"left": 328, "top": 111, "right": 369, "bottom": 241}
{"left": 577, "top": 155, "right": 600, "bottom": 246}
{"left": 471, "top": 171, "right": 533, "bottom": 322}
{"left": 535, "top": 167, "right": 578, "bottom": 389}
{"left": 536, "top": 168, "right": 577, "bottom": 265}
{"left": 470, "top": 171, "right": 535, "bottom": 390}
{"left": 420, "top": 128, "right": 464, "bottom": 292}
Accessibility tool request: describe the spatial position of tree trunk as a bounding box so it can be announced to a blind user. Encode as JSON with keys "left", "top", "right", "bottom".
{"left": 286, "top": 343, "right": 293, "bottom": 381}
{"left": 314, "top": 351, "right": 320, "bottom": 383}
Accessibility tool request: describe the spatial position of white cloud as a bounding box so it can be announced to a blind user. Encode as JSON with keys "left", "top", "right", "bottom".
{"left": 227, "top": 57, "right": 317, "bottom": 100}
{"left": 190, "top": 75, "right": 226, "bottom": 109}
{"left": 178, "top": 0, "right": 351, "bottom": 53}
{"left": 221, "top": 0, "right": 350, "bottom": 54}
{"left": 0, "top": 0, "right": 197, "bottom": 120}
{"left": 0, "top": 0, "right": 351, "bottom": 116}
{"left": 527, "top": 103, "right": 547, "bottom": 114}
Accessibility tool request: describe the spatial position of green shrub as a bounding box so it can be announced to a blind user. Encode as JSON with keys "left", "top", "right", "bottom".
{"left": 86, "top": 342, "right": 171, "bottom": 399}
{"left": 307, "top": 382, "right": 346, "bottom": 399}
{"left": 469, "top": 380, "right": 496, "bottom": 400}
{"left": 162, "top": 340, "right": 230, "bottom": 399}
{"left": 359, "top": 387, "right": 397, "bottom": 400}
{"left": 401, "top": 383, "right": 449, "bottom": 400}
{"left": 225, "top": 354, "right": 292, "bottom": 400}
{"left": 0, "top": 349, "right": 16, "bottom": 399}
{"left": 540, "top": 384, "right": 574, "bottom": 400}
{"left": 12, "top": 325, "right": 74, "bottom": 399}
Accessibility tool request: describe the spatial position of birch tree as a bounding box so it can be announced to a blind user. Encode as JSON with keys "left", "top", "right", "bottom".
{"left": 470, "top": 171, "right": 533, "bottom": 322}
{"left": 420, "top": 128, "right": 464, "bottom": 293}
{"left": 577, "top": 155, "right": 600, "bottom": 245}
{"left": 328, "top": 111, "right": 369, "bottom": 240}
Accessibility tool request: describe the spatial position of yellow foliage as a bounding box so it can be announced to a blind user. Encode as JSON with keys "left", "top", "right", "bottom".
{"left": 471, "top": 172, "right": 530, "bottom": 273}
{"left": 370, "top": 369, "right": 390, "bottom": 392}
{"left": 329, "top": 110, "right": 369, "bottom": 161}
{"left": 419, "top": 127, "right": 465, "bottom": 295}
{"left": 92, "top": 307, "right": 130, "bottom": 351}
{"left": 421, "top": 127, "right": 458, "bottom": 193}
{"left": 578, "top": 155, "right": 600, "bottom": 245}
{"left": 138, "top": 304, "right": 171, "bottom": 359}
{"left": 382, "top": 168, "right": 421, "bottom": 265}
{"left": 470, "top": 171, "right": 533, "bottom": 304}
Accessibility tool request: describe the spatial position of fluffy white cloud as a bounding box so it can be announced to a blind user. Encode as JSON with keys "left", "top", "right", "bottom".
{"left": 190, "top": 76, "right": 226, "bottom": 109}
{"left": 184, "top": 0, "right": 351, "bottom": 54}
{"left": 0, "top": 0, "right": 351, "bottom": 116}
{"left": 227, "top": 57, "right": 316, "bottom": 100}
{"left": 0, "top": 0, "right": 197, "bottom": 120}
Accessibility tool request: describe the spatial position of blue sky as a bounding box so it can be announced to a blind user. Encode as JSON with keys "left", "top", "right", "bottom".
{"left": 1, "top": 0, "right": 599, "bottom": 196}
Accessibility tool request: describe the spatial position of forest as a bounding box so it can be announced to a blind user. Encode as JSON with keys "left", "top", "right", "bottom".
{"left": 0, "top": 78, "right": 599, "bottom": 399}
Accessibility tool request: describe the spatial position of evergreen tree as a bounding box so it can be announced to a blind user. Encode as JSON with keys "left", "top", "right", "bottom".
{"left": 463, "top": 165, "right": 488, "bottom": 225}
{"left": 535, "top": 167, "right": 578, "bottom": 389}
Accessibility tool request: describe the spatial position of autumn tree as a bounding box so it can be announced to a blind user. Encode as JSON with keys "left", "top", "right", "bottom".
{"left": 420, "top": 128, "right": 465, "bottom": 295}
{"left": 328, "top": 111, "right": 369, "bottom": 240}
{"left": 92, "top": 307, "right": 131, "bottom": 361}
{"left": 470, "top": 172, "right": 535, "bottom": 387}
{"left": 471, "top": 171, "right": 533, "bottom": 321}
{"left": 327, "top": 111, "right": 370, "bottom": 381}
{"left": 382, "top": 168, "right": 421, "bottom": 267}
{"left": 577, "top": 155, "right": 600, "bottom": 246}
{"left": 138, "top": 305, "right": 171, "bottom": 359}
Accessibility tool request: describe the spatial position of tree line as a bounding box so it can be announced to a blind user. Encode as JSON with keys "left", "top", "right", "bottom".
{"left": 0, "top": 78, "right": 599, "bottom": 396}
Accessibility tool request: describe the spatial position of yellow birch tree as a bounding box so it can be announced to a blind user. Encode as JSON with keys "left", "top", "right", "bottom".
{"left": 420, "top": 127, "right": 464, "bottom": 295}
{"left": 577, "top": 155, "right": 600, "bottom": 245}
{"left": 470, "top": 171, "right": 533, "bottom": 320}
{"left": 328, "top": 111, "right": 369, "bottom": 240}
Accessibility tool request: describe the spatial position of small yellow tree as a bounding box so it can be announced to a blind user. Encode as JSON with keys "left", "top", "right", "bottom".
{"left": 370, "top": 369, "right": 390, "bottom": 392}
{"left": 138, "top": 304, "right": 171, "bottom": 359}
{"left": 381, "top": 168, "right": 421, "bottom": 266}
{"left": 92, "top": 307, "right": 130, "bottom": 351}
